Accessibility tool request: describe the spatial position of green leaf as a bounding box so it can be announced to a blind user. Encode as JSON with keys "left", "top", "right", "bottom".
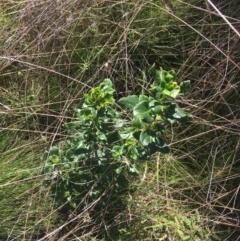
{"left": 162, "top": 87, "right": 180, "bottom": 99}
{"left": 152, "top": 106, "right": 164, "bottom": 116}
{"left": 154, "top": 136, "right": 165, "bottom": 146}
{"left": 106, "top": 106, "right": 118, "bottom": 118}
{"left": 148, "top": 143, "right": 170, "bottom": 154}
{"left": 81, "top": 108, "right": 92, "bottom": 119}
{"left": 165, "top": 72, "right": 175, "bottom": 83}
{"left": 149, "top": 100, "right": 164, "bottom": 115}
{"left": 49, "top": 154, "right": 60, "bottom": 164}
{"left": 148, "top": 136, "right": 170, "bottom": 154}
{"left": 163, "top": 103, "right": 176, "bottom": 116}
{"left": 135, "top": 148, "right": 149, "bottom": 160}
{"left": 166, "top": 118, "right": 177, "bottom": 124}
{"left": 160, "top": 70, "right": 167, "bottom": 89}
{"left": 173, "top": 105, "right": 193, "bottom": 123}
{"left": 75, "top": 148, "right": 89, "bottom": 155}
{"left": 133, "top": 101, "right": 154, "bottom": 123}
{"left": 132, "top": 116, "right": 144, "bottom": 128}
{"left": 149, "top": 99, "right": 160, "bottom": 108}
{"left": 112, "top": 145, "right": 125, "bottom": 158}
{"left": 101, "top": 78, "right": 113, "bottom": 88}
{"left": 100, "top": 79, "right": 115, "bottom": 95}
{"left": 96, "top": 130, "right": 107, "bottom": 141}
{"left": 132, "top": 131, "right": 141, "bottom": 140}
{"left": 139, "top": 131, "right": 151, "bottom": 146}
{"left": 149, "top": 64, "right": 161, "bottom": 85}
{"left": 152, "top": 123, "right": 165, "bottom": 133}
{"left": 183, "top": 235, "right": 191, "bottom": 241}
{"left": 160, "top": 70, "right": 167, "bottom": 82}
{"left": 118, "top": 95, "right": 139, "bottom": 109}
{"left": 70, "top": 201, "right": 77, "bottom": 209}
{"left": 168, "top": 70, "right": 177, "bottom": 79}
{"left": 149, "top": 86, "right": 162, "bottom": 99}
{"left": 49, "top": 146, "right": 59, "bottom": 155}
{"left": 180, "top": 80, "right": 190, "bottom": 94}
{"left": 115, "top": 167, "right": 123, "bottom": 174}
{"left": 174, "top": 106, "right": 188, "bottom": 118}
{"left": 119, "top": 131, "right": 133, "bottom": 140}
{"left": 139, "top": 95, "right": 149, "bottom": 102}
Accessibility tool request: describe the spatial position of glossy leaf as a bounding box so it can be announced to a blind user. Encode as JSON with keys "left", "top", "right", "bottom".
{"left": 101, "top": 78, "right": 113, "bottom": 88}
{"left": 165, "top": 72, "right": 175, "bottom": 83}
{"left": 162, "top": 88, "right": 180, "bottom": 99}
{"left": 132, "top": 131, "right": 141, "bottom": 140}
{"left": 115, "top": 167, "right": 123, "bottom": 174}
{"left": 174, "top": 105, "right": 188, "bottom": 118}
{"left": 118, "top": 95, "right": 139, "bottom": 109}
{"left": 96, "top": 130, "right": 107, "bottom": 141}
{"left": 168, "top": 70, "right": 177, "bottom": 79}
{"left": 65, "top": 121, "right": 82, "bottom": 128}
{"left": 160, "top": 70, "right": 167, "bottom": 83}
{"left": 106, "top": 106, "right": 117, "bottom": 118}
{"left": 139, "top": 94, "right": 149, "bottom": 102}
{"left": 163, "top": 103, "right": 176, "bottom": 116}
{"left": 148, "top": 142, "right": 170, "bottom": 154}
{"left": 133, "top": 101, "right": 154, "bottom": 123}
{"left": 132, "top": 116, "right": 144, "bottom": 128}
{"left": 49, "top": 146, "right": 59, "bottom": 155}
{"left": 180, "top": 80, "right": 190, "bottom": 94}
{"left": 166, "top": 118, "right": 177, "bottom": 124}
{"left": 149, "top": 100, "right": 163, "bottom": 114}
{"left": 149, "top": 99, "right": 160, "bottom": 108}
{"left": 119, "top": 131, "right": 133, "bottom": 140}
{"left": 49, "top": 154, "right": 60, "bottom": 164}
{"left": 149, "top": 64, "right": 161, "bottom": 85}
{"left": 75, "top": 148, "right": 89, "bottom": 155}
{"left": 149, "top": 86, "right": 162, "bottom": 99}
{"left": 139, "top": 130, "right": 151, "bottom": 146}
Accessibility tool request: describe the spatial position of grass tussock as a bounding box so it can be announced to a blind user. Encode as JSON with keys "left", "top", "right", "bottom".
{"left": 0, "top": 0, "right": 240, "bottom": 240}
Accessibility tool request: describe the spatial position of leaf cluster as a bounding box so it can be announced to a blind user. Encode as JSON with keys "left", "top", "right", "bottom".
{"left": 41, "top": 66, "right": 191, "bottom": 213}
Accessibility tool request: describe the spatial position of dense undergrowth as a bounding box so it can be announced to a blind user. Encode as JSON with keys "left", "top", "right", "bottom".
{"left": 0, "top": 0, "right": 240, "bottom": 240}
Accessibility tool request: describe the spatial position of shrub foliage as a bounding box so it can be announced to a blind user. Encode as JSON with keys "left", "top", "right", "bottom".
{"left": 42, "top": 66, "right": 191, "bottom": 213}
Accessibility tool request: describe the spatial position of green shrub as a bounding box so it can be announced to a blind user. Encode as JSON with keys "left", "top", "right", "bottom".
{"left": 41, "top": 66, "right": 191, "bottom": 226}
